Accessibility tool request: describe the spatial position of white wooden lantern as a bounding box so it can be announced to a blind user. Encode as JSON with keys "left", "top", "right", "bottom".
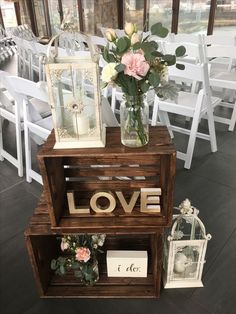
{"left": 45, "top": 32, "right": 106, "bottom": 149}
{"left": 163, "top": 199, "right": 211, "bottom": 288}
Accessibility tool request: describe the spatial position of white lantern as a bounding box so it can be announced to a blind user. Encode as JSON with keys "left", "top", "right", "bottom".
{"left": 163, "top": 199, "right": 211, "bottom": 288}
{"left": 45, "top": 32, "right": 106, "bottom": 149}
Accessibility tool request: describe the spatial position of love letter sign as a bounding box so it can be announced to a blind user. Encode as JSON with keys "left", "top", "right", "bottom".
{"left": 106, "top": 251, "right": 148, "bottom": 277}
{"left": 67, "top": 188, "right": 162, "bottom": 215}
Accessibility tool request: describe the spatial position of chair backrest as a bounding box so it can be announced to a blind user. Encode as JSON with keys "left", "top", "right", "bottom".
{"left": 6, "top": 76, "right": 48, "bottom": 103}
{"left": 168, "top": 62, "right": 210, "bottom": 95}
{"left": 205, "top": 44, "right": 236, "bottom": 60}
{"left": 205, "top": 44, "right": 236, "bottom": 71}
{"left": 169, "top": 33, "right": 203, "bottom": 45}
{"left": 4, "top": 75, "right": 49, "bottom": 123}
{"left": 203, "top": 34, "right": 236, "bottom": 46}
{"left": 163, "top": 41, "right": 205, "bottom": 64}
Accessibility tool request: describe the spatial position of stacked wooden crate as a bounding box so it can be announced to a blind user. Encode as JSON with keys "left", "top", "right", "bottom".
{"left": 24, "top": 126, "right": 176, "bottom": 298}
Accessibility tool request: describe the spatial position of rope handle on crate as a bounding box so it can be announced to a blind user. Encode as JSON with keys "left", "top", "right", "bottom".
{"left": 46, "top": 31, "right": 100, "bottom": 63}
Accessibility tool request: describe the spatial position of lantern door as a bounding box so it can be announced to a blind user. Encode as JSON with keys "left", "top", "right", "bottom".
{"left": 46, "top": 62, "right": 105, "bottom": 148}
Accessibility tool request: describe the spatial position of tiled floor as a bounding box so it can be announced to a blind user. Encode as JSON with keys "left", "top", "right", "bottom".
{"left": 0, "top": 57, "right": 236, "bottom": 314}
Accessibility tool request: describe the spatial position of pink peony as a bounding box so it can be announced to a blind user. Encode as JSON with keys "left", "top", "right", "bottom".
{"left": 121, "top": 52, "right": 150, "bottom": 80}
{"left": 75, "top": 247, "right": 91, "bottom": 263}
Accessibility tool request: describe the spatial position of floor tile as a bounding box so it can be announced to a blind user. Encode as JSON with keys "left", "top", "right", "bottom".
{"left": 0, "top": 182, "right": 38, "bottom": 244}
{"left": 191, "top": 229, "right": 236, "bottom": 314}
{"left": 194, "top": 153, "right": 236, "bottom": 189}
{"left": 0, "top": 161, "right": 24, "bottom": 192}
{"left": 0, "top": 234, "right": 38, "bottom": 314}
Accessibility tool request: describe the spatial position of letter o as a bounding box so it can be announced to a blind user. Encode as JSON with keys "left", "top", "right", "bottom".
{"left": 90, "top": 191, "right": 116, "bottom": 213}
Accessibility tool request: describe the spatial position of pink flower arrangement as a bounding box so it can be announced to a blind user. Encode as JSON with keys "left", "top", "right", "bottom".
{"left": 102, "top": 22, "right": 185, "bottom": 98}
{"left": 75, "top": 247, "right": 91, "bottom": 262}
{"left": 121, "top": 51, "right": 150, "bottom": 80}
{"left": 51, "top": 234, "right": 106, "bottom": 286}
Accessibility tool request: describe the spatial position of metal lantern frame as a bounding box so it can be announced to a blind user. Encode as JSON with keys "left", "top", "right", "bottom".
{"left": 45, "top": 32, "right": 106, "bottom": 149}
{"left": 163, "top": 199, "right": 212, "bottom": 289}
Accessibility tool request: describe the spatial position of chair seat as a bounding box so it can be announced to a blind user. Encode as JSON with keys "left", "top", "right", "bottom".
{"left": 30, "top": 115, "right": 53, "bottom": 146}
{"left": 30, "top": 98, "right": 51, "bottom": 118}
{"left": 158, "top": 91, "right": 220, "bottom": 116}
{"left": 210, "top": 71, "right": 236, "bottom": 90}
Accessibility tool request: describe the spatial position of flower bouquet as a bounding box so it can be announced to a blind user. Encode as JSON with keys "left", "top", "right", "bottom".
{"left": 101, "top": 22, "right": 185, "bottom": 147}
{"left": 51, "top": 234, "right": 106, "bottom": 286}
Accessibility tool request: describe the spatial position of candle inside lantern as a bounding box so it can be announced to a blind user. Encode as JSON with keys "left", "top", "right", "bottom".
{"left": 73, "top": 113, "right": 89, "bottom": 135}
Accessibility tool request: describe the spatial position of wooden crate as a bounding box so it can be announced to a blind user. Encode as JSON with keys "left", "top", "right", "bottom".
{"left": 37, "top": 126, "right": 176, "bottom": 231}
{"left": 25, "top": 195, "right": 164, "bottom": 298}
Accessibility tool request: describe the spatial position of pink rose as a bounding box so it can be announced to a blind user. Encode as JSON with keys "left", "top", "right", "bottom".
{"left": 75, "top": 247, "right": 91, "bottom": 262}
{"left": 60, "top": 238, "right": 69, "bottom": 251}
{"left": 121, "top": 52, "right": 150, "bottom": 80}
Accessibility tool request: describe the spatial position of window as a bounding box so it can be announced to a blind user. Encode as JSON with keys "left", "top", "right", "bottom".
{"left": 0, "top": 0, "right": 17, "bottom": 28}
{"left": 178, "top": 0, "right": 210, "bottom": 34}
{"left": 148, "top": 0, "right": 172, "bottom": 31}
{"left": 213, "top": 0, "right": 236, "bottom": 35}
{"left": 125, "top": 0, "right": 145, "bottom": 30}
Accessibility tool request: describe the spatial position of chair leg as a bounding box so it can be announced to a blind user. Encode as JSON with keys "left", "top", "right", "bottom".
{"left": 23, "top": 102, "right": 32, "bottom": 183}
{"left": 184, "top": 112, "right": 200, "bottom": 169}
{"left": 229, "top": 101, "right": 236, "bottom": 131}
{"left": 15, "top": 106, "right": 23, "bottom": 177}
{"left": 0, "top": 116, "right": 4, "bottom": 161}
{"left": 206, "top": 99, "right": 217, "bottom": 152}
{"left": 151, "top": 95, "right": 159, "bottom": 126}
{"left": 159, "top": 111, "right": 174, "bottom": 138}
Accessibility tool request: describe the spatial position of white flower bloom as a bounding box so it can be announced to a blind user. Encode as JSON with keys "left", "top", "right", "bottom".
{"left": 131, "top": 33, "right": 141, "bottom": 45}
{"left": 105, "top": 28, "right": 117, "bottom": 42}
{"left": 124, "top": 22, "right": 136, "bottom": 37}
{"left": 101, "top": 63, "right": 118, "bottom": 83}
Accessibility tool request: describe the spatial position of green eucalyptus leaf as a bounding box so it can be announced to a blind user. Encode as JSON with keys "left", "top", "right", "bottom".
{"left": 116, "top": 37, "right": 130, "bottom": 53}
{"left": 148, "top": 72, "right": 160, "bottom": 87}
{"left": 163, "top": 54, "right": 176, "bottom": 65}
{"left": 151, "top": 51, "right": 164, "bottom": 58}
{"left": 103, "top": 46, "right": 110, "bottom": 63}
{"left": 74, "top": 270, "right": 82, "bottom": 278}
{"left": 140, "top": 81, "right": 150, "bottom": 93}
{"left": 151, "top": 22, "right": 168, "bottom": 38}
{"left": 71, "top": 262, "right": 80, "bottom": 270}
{"left": 141, "top": 41, "right": 158, "bottom": 53}
{"left": 175, "top": 45, "right": 186, "bottom": 57}
{"left": 59, "top": 265, "right": 65, "bottom": 275}
{"left": 51, "top": 259, "right": 57, "bottom": 270}
{"left": 133, "top": 42, "right": 141, "bottom": 50}
{"left": 115, "top": 64, "right": 125, "bottom": 73}
{"left": 176, "top": 63, "right": 185, "bottom": 70}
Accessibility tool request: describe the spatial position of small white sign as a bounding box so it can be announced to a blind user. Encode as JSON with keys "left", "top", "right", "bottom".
{"left": 107, "top": 250, "right": 148, "bottom": 277}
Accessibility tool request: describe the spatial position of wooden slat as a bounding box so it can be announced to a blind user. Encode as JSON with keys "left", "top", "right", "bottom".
{"left": 64, "top": 166, "right": 160, "bottom": 177}
{"left": 63, "top": 155, "right": 161, "bottom": 166}
{"left": 66, "top": 180, "right": 159, "bottom": 190}
{"left": 44, "top": 285, "right": 157, "bottom": 298}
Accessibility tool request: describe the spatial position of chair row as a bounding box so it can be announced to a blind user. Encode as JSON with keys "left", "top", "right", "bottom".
{"left": 0, "top": 70, "right": 118, "bottom": 184}
{"left": 0, "top": 25, "right": 16, "bottom": 63}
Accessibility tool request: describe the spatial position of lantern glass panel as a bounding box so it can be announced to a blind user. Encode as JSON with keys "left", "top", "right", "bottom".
{"left": 172, "top": 245, "right": 201, "bottom": 280}
{"left": 49, "top": 65, "right": 100, "bottom": 143}
{"left": 173, "top": 216, "right": 204, "bottom": 241}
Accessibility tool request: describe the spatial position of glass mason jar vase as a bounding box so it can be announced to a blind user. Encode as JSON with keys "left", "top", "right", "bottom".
{"left": 120, "top": 94, "right": 149, "bottom": 147}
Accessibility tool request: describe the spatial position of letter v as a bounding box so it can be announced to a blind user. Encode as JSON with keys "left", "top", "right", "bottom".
{"left": 115, "top": 191, "right": 140, "bottom": 213}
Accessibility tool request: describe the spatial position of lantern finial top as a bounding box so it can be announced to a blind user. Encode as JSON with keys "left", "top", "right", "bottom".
{"left": 178, "top": 198, "right": 199, "bottom": 215}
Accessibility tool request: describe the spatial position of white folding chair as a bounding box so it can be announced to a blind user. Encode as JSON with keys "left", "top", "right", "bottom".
{"left": 203, "top": 33, "right": 236, "bottom": 70}
{"left": 206, "top": 45, "right": 236, "bottom": 131}
{"left": 0, "top": 71, "right": 23, "bottom": 177}
{"left": 5, "top": 76, "right": 53, "bottom": 184}
{"left": 152, "top": 62, "right": 221, "bottom": 169}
